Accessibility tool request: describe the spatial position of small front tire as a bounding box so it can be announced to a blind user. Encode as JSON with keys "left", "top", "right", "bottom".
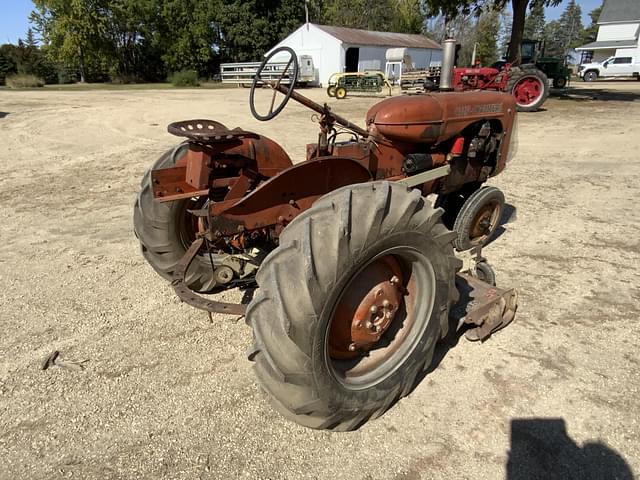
{"left": 452, "top": 186, "right": 505, "bottom": 251}
{"left": 335, "top": 86, "right": 347, "bottom": 99}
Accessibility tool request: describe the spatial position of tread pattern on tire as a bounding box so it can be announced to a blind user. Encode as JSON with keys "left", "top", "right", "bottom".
{"left": 245, "top": 181, "right": 460, "bottom": 430}
{"left": 133, "top": 143, "right": 214, "bottom": 291}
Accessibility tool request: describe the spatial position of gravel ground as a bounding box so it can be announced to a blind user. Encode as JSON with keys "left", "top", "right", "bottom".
{"left": 0, "top": 82, "right": 639, "bottom": 479}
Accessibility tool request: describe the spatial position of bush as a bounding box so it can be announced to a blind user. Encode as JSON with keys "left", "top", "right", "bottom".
{"left": 169, "top": 69, "right": 200, "bottom": 87}
{"left": 5, "top": 73, "right": 45, "bottom": 88}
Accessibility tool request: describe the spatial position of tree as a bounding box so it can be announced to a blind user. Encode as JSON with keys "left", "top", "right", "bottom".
{"left": 543, "top": 19, "right": 563, "bottom": 57}
{"left": 524, "top": 1, "right": 545, "bottom": 40}
{"left": 0, "top": 48, "right": 17, "bottom": 85}
{"left": 559, "top": 0, "right": 583, "bottom": 51}
{"left": 582, "top": 1, "right": 603, "bottom": 44}
{"left": 421, "top": 0, "right": 562, "bottom": 63}
{"left": 475, "top": 9, "right": 500, "bottom": 65}
{"left": 498, "top": 8, "right": 512, "bottom": 57}
{"left": 30, "top": 0, "right": 111, "bottom": 82}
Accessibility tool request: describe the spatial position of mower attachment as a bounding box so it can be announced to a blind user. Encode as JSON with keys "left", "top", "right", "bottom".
{"left": 451, "top": 273, "right": 518, "bottom": 341}
{"left": 171, "top": 237, "right": 247, "bottom": 316}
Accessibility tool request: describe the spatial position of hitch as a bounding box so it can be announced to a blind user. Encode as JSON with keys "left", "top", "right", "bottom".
{"left": 451, "top": 273, "right": 518, "bottom": 341}
{"left": 171, "top": 237, "right": 247, "bottom": 316}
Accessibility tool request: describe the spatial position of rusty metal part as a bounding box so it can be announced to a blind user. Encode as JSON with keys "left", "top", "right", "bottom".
{"left": 171, "top": 238, "right": 246, "bottom": 315}
{"left": 152, "top": 166, "right": 210, "bottom": 202}
{"left": 450, "top": 273, "right": 518, "bottom": 342}
{"left": 469, "top": 202, "right": 500, "bottom": 240}
{"left": 210, "top": 156, "right": 371, "bottom": 234}
{"left": 168, "top": 119, "right": 257, "bottom": 143}
{"left": 329, "top": 256, "right": 405, "bottom": 359}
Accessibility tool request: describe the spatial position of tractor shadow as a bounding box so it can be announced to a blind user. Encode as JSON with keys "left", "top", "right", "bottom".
{"left": 507, "top": 418, "right": 634, "bottom": 480}
{"left": 553, "top": 86, "right": 640, "bottom": 102}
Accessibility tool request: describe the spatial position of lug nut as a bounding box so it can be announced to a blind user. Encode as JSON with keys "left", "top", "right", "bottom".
{"left": 365, "top": 321, "right": 374, "bottom": 329}
{"left": 382, "top": 299, "right": 390, "bottom": 308}
{"left": 370, "top": 305, "right": 378, "bottom": 314}
{"left": 390, "top": 276, "right": 400, "bottom": 286}
{"left": 348, "top": 343, "right": 356, "bottom": 352}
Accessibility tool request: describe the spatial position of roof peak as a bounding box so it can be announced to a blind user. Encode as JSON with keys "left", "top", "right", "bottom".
{"left": 311, "top": 24, "right": 442, "bottom": 49}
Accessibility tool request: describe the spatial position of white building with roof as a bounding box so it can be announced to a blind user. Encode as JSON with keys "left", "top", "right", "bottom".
{"left": 576, "top": 0, "right": 640, "bottom": 63}
{"left": 268, "top": 23, "right": 442, "bottom": 86}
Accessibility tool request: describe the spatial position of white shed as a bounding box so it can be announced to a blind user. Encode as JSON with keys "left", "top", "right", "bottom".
{"left": 268, "top": 23, "right": 442, "bottom": 86}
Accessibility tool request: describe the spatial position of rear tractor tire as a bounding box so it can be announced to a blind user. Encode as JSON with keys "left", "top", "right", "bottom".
{"left": 133, "top": 143, "right": 216, "bottom": 292}
{"left": 327, "top": 85, "right": 336, "bottom": 97}
{"left": 508, "top": 67, "right": 549, "bottom": 112}
{"left": 246, "top": 182, "right": 460, "bottom": 430}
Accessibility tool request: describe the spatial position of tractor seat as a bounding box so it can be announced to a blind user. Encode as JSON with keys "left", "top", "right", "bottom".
{"left": 168, "top": 119, "right": 258, "bottom": 144}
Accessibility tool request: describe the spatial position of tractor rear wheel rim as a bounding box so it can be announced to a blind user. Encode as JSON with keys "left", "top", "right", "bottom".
{"left": 469, "top": 201, "right": 500, "bottom": 244}
{"left": 513, "top": 76, "right": 543, "bottom": 107}
{"left": 326, "top": 248, "right": 436, "bottom": 389}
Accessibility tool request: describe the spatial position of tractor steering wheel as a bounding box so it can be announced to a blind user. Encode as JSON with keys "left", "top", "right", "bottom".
{"left": 250, "top": 46, "right": 299, "bottom": 122}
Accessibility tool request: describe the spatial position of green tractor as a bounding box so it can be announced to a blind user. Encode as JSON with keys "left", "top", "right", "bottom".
{"left": 494, "top": 39, "right": 571, "bottom": 89}
{"left": 520, "top": 38, "right": 571, "bottom": 89}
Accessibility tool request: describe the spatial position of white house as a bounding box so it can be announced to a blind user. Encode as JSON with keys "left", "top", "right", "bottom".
{"left": 268, "top": 23, "right": 442, "bottom": 86}
{"left": 576, "top": 0, "right": 640, "bottom": 63}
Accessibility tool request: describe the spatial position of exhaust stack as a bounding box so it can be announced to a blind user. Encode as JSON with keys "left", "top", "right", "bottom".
{"left": 440, "top": 38, "right": 456, "bottom": 91}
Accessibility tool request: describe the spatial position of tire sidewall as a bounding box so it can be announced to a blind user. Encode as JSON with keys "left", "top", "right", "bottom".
{"left": 454, "top": 186, "right": 505, "bottom": 251}
{"left": 307, "top": 230, "right": 450, "bottom": 411}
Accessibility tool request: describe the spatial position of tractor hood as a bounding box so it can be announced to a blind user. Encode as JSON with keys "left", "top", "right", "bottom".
{"left": 366, "top": 91, "right": 517, "bottom": 144}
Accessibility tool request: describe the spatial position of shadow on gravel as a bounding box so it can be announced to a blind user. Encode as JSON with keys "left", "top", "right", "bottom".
{"left": 507, "top": 418, "right": 634, "bottom": 480}
{"left": 553, "top": 87, "right": 640, "bottom": 102}
{"left": 0, "top": 112, "right": 8, "bottom": 118}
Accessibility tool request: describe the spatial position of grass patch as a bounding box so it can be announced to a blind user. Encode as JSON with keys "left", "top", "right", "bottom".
{"left": 0, "top": 81, "right": 233, "bottom": 91}
{"left": 169, "top": 70, "right": 200, "bottom": 87}
{"left": 6, "top": 74, "right": 45, "bottom": 88}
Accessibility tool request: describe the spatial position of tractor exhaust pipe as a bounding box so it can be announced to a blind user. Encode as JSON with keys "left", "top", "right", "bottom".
{"left": 440, "top": 38, "right": 456, "bottom": 91}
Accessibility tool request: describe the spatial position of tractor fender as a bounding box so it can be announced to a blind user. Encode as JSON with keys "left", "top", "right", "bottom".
{"left": 212, "top": 156, "right": 372, "bottom": 233}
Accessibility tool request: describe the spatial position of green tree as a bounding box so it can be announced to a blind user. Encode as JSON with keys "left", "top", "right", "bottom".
{"left": 30, "top": 0, "right": 111, "bottom": 82}
{"left": 581, "top": 1, "right": 602, "bottom": 44}
{"left": 543, "top": 19, "right": 563, "bottom": 57}
{"left": 421, "top": 0, "right": 562, "bottom": 63}
{"left": 559, "top": 0, "right": 583, "bottom": 51}
{"left": 475, "top": 9, "right": 500, "bottom": 65}
{"left": 524, "top": 1, "right": 545, "bottom": 40}
{"left": 0, "top": 48, "right": 17, "bottom": 85}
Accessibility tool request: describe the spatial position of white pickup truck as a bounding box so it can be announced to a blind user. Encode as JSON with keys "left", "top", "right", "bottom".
{"left": 579, "top": 55, "right": 640, "bottom": 81}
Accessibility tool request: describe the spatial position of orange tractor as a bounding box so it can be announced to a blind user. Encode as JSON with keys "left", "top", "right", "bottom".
{"left": 134, "top": 40, "right": 518, "bottom": 430}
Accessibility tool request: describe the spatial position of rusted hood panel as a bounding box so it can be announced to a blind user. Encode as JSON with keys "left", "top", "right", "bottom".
{"left": 367, "top": 91, "right": 517, "bottom": 144}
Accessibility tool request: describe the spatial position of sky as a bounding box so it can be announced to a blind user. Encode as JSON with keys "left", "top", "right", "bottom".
{"left": 0, "top": 0, "right": 605, "bottom": 46}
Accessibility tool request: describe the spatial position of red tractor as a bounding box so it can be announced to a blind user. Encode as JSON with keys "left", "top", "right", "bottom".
{"left": 133, "top": 44, "right": 518, "bottom": 430}
{"left": 402, "top": 39, "right": 550, "bottom": 112}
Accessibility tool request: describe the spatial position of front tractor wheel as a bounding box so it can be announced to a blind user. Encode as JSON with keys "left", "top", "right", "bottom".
{"left": 246, "top": 182, "right": 460, "bottom": 430}
{"left": 508, "top": 67, "right": 549, "bottom": 112}
{"left": 452, "top": 186, "right": 505, "bottom": 251}
{"left": 133, "top": 143, "right": 216, "bottom": 292}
